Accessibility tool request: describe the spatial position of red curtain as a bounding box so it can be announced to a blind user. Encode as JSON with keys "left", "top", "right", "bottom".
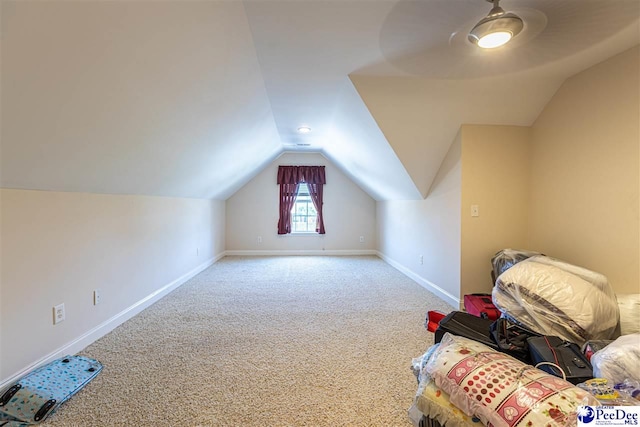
{"left": 306, "top": 182, "right": 325, "bottom": 234}
{"left": 277, "top": 182, "right": 300, "bottom": 234}
{"left": 277, "top": 165, "right": 326, "bottom": 185}
{"left": 277, "top": 166, "right": 326, "bottom": 234}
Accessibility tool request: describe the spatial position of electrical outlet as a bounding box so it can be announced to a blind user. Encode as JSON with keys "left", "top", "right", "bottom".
{"left": 53, "top": 303, "right": 65, "bottom": 324}
{"left": 420, "top": 255, "right": 424, "bottom": 265}
{"left": 257, "top": 236, "right": 262, "bottom": 244}
{"left": 93, "top": 289, "right": 102, "bottom": 306}
{"left": 359, "top": 236, "right": 365, "bottom": 243}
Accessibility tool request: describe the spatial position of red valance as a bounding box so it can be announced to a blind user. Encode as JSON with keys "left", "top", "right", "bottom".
{"left": 277, "top": 166, "right": 326, "bottom": 185}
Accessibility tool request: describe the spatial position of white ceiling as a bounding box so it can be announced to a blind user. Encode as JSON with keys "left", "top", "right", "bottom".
{"left": 1, "top": 0, "right": 638, "bottom": 200}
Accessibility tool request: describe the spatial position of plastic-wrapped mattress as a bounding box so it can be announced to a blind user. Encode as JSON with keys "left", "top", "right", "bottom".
{"left": 492, "top": 256, "right": 619, "bottom": 345}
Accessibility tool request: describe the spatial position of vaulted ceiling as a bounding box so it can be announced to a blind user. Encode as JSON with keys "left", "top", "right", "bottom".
{"left": 2, "top": 1, "right": 638, "bottom": 201}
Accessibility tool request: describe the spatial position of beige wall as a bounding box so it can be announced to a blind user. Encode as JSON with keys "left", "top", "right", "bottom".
{"left": 529, "top": 46, "right": 640, "bottom": 293}
{"left": 376, "top": 132, "right": 462, "bottom": 307}
{"left": 460, "top": 125, "right": 532, "bottom": 295}
{"left": 226, "top": 152, "right": 376, "bottom": 253}
{"left": 0, "top": 189, "right": 225, "bottom": 382}
{"left": 377, "top": 125, "right": 531, "bottom": 306}
{"left": 376, "top": 47, "right": 639, "bottom": 304}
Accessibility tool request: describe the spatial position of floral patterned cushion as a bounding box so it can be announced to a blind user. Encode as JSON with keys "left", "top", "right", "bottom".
{"left": 425, "top": 333, "right": 599, "bottom": 427}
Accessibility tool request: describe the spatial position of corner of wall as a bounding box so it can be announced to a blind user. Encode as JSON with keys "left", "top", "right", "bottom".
{"left": 459, "top": 125, "right": 532, "bottom": 295}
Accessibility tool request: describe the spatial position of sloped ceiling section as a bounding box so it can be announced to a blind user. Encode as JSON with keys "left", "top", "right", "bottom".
{"left": 350, "top": 73, "right": 564, "bottom": 198}
{"left": 1, "top": 0, "right": 639, "bottom": 202}
{"left": 243, "top": 0, "right": 421, "bottom": 201}
{"left": 350, "top": 0, "right": 640, "bottom": 198}
{"left": 321, "top": 79, "right": 421, "bottom": 201}
{"left": 242, "top": 0, "right": 639, "bottom": 201}
{"left": 1, "top": 1, "right": 281, "bottom": 200}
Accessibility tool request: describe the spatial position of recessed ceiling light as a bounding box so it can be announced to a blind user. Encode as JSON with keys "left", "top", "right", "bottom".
{"left": 468, "top": 0, "right": 523, "bottom": 49}
{"left": 297, "top": 126, "right": 311, "bottom": 134}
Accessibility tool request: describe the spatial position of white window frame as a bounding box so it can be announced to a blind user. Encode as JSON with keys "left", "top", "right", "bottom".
{"left": 290, "top": 183, "right": 318, "bottom": 234}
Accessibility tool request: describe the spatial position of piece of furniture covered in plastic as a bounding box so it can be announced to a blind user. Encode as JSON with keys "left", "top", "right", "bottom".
{"left": 418, "top": 333, "right": 599, "bottom": 427}
{"left": 591, "top": 333, "right": 640, "bottom": 386}
{"left": 616, "top": 294, "right": 640, "bottom": 335}
{"left": 492, "top": 256, "right": 619, "bottom": 345}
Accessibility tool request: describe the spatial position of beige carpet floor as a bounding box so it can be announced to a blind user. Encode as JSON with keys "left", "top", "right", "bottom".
{"left": 42, "top": 256, "right": 453, "bottom": 426}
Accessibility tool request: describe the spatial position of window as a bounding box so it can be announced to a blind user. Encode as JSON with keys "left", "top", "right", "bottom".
{"left": 291, "top": 183, "right": 317, "bottom": 233}
{"left": 277, "top": 165, "right": 325, "bottom": 234}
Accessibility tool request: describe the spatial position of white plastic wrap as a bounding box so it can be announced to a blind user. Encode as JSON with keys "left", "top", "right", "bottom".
{"left": 576, "top": 378, "right": 639, "bottom": 405}
{"left": 492, "top": 256, "right": 619, "bottom": 345}
{"left": 491, "top": 249, "right": 541, "bottom": 282}
{"left": 425, "top": 333, "right": 599, "bottom": 427}
{"left": 591, "top": 333, "right": 640, "bottom": 385}
{"left": 412, "top": 343, "right": 440, "bottom": 387}
{"left": 615, "top": 379, "right": 640, "bottom": 401}
{"left": 616, "top": 294, "right": 640, "bottom": 335}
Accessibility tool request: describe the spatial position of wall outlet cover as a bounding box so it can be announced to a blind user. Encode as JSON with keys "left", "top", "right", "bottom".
{"left": 53, "top": 303, "right": 65, "bottom": 324}
{"left": 93, "top": 289, "right": 102, "bottom": 306}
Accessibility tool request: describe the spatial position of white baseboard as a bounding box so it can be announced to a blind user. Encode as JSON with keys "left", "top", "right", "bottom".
{"left": 0, "top": 252, "right": 224, "bottom": 389}
{"left": 225, "top": 249, "right": 377, "bottom": 256}
{"left": 376, "top": 251, "right": 460, "bottom": 308}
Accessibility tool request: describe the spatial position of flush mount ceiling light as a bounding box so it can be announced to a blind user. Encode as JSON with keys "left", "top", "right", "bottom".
{"left": 297, "top": 126, "right": 311, "bottom": 134}
{"left": 468, "top": 0, "right": 523, "bottom": 49}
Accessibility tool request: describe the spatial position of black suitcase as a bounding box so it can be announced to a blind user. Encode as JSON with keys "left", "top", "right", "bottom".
{"left": 490, "top": 317, "right": 541, "bottom": 364}
{"left": 434, "top": 311, "right": 498, "bottom": 350}
{"left": 527, "top": 336, "right": 593, "bottom": 384}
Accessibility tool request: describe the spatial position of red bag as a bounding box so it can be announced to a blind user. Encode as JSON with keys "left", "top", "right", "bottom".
{"left": 463, "top": 293, "right": 500, "bottom": 320}
{"left": 425, "top": 310, "right": 446, "bottom": 332}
